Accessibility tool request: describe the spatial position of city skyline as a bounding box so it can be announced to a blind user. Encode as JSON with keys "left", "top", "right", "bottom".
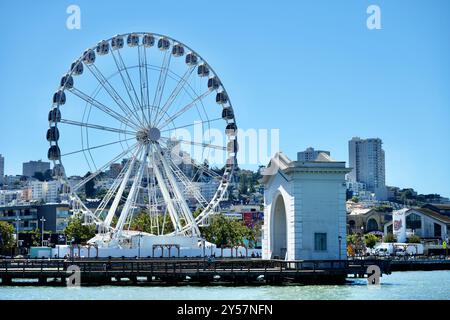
{"left": 0, "top": 0, "right": 449, "bottom": 198}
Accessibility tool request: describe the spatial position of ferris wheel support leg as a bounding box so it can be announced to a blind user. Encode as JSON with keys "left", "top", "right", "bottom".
{"left": 151, "top": 148, "right": 184, "bottom": 234}
{"left": 103, "top": 146, "right": 141, "bottom": 228}
{"left": 155, "top": 144, "right": 201, "bottom": 237}
{"left": 114, "top": 145, "right": 149, "bottom": 239}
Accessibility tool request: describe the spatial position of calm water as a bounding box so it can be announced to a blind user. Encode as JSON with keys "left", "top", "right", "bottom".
{"left": 0, "top": 271, "right": 449, "bottom": 300}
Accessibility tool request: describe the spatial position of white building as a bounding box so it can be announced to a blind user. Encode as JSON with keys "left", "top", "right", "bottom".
{"left": 384, "top": 207, "right": 450, "bottom": 241}
{"left": 0, "top": 154, "right": 4, "bottom": 184}
{"left": 348, "top": 137, "right": 387, "bottom": 200}
{"left": 30, "top": 180, "right": 61, "bottom": 203}
{"left": 262, "top": 151, "right": 350, "bottom": 260}
{"left": 0, "top": 190, "right": 23, "bottom": 206}
{"left": 297, "top": 147, "right": 331, "bottom": 162}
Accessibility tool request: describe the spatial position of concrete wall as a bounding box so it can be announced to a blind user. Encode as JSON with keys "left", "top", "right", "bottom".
{"left": 262, "top": 163, "right": 349, "bottom": 261}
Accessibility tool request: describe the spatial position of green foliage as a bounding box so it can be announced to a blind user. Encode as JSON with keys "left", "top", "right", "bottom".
{"left": 64, "top": 216, "right": 96, "bottom": 244}
{"left": 351, "top": 196, "right": 359, "bottom": 203}
{"left": 201, "top": 214, "right": 255, "bottom": 250}
{"left": 0, "top": 221, "right": 15, "bottom": 251}
{"left": 364, "top": 233, "right": 379, "bottom": 248}
{"left": 31, "top": 228, "right": 41, "bottom": 247}
{"left": 407, "top": 235, "right": 421, "bottom": 243}
{"left": 129, "top": 211, "right": 174, "bottom": 234}
{"left": 346, "top": 233, "right": 358, "bottom": 245}
{"left": 384, "top": 233, "right": 397, "bottom": 243}
{"left": 373, "top": 205, "right": 393, "bottom": 212}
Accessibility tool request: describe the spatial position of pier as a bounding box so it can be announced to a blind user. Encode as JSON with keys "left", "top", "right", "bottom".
{"left": 0, "top": 258, "right": 391, "bottom": 286}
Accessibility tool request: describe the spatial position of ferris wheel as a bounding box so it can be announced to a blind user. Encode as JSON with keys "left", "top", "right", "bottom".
{"left": 47, "top": 32, "right": 238, "bottom": 245}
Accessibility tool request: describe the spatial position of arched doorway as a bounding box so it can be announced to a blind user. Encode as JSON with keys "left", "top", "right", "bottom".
{"left": 367, "top": 218, "right": 379, "bottom": 232}
{"left": 271, "top": 194, "right": 287, "bottom": 259}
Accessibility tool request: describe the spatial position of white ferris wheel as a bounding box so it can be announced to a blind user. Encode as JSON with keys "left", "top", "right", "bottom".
{"left": 47, "top": 32, "right": 238, "bottom": 247}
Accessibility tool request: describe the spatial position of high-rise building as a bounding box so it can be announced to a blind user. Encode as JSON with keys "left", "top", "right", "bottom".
{"left": 22, "top": 160, "right": 50, "bottom": 178}
{"left": 0, "top": 154, "right": 4, "bottom": 184}
{"left": 348, "top": 137, "right": 387, "bottom": 200}
{"left": 297, "top": 147, "right": 331, "bottom": 162}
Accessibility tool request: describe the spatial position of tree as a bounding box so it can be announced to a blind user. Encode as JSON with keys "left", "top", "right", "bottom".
{"left": 84, "top": 172, "right": 96, "bottom": 198}
{"left": 202, "top": 214, "right": 255, "bottom": 257}
{"left": 364, "top": 233, "right": 379, "bottom": 248}
{"left": 31, "top": 228, "right": 41, "bottom": 247}
{"left": 346, "top": 233, "right": 358, "bottom": 245}
{"left": 407, "top": 235, "right": 421, "bottom": 243}
{"left": 351, "top": 196, "right": 359, "bottom": 203}
{"left": 384, "top": 233, "right": 397, "bottom": 243}
{"left": 33, "top": 172, "right": 45, "bottom": 182}
{"left": 0, "top": 221, "right": 15, "bottom": 253}
{"left": 64, "top": 216, "right": 96, "bottom": 244}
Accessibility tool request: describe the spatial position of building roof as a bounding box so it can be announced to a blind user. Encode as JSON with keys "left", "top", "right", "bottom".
{"left": 385, "top": 207, "right": 450, "bottom": 227}
{"left": 414, "top": 207, "right": 450, "bottom": 224}
{"left": 348, "top": 208, "right": 374, "bottom": 216}
{"left": 261, "top": 151, "right": 350, "bottom": 185}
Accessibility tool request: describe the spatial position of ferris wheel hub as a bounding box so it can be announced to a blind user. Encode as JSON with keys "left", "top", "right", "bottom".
{"left": 136, "top": 127, "right": 161, "bottom": 144}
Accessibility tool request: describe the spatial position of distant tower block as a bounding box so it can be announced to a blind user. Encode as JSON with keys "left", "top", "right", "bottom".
{"left": 261, "top": 152, "right": 351, "bottom": 260}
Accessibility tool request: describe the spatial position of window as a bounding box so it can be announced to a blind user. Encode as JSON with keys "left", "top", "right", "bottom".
{"left": 314, "top": 233, "right": 327, "bottom": 251}
{"left": 406, "top": 213, "right": 421, "bottom": 230}
{"left": 434, "top": 223, "right": 442, "bottom": 238}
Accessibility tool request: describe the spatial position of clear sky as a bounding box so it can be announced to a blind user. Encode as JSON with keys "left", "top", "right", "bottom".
{"left": 0, "top": 0, "right": 449, "bottom": 197}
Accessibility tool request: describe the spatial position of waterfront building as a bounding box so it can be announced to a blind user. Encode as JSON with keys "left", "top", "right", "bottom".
{"left": 348, "top": 137, "right": 387, "bottom": 200}
{"left": 22, "top": 160, "right": 50, "bottom": 178}
{"left": 0, "top": 203, "right": 71, "bottom": 233}
{"left": 297, "top": 147, "right": 331, "bottom": 162}
{"left": 0, "top": 154, "right": 4, "bottom": 184}
{"left": 347, "top": 208, "right": 392, "bottom": 234}
{"left": 262, "top": 151, "right": 350, "bottom": 260}
{"left": 384, "top": 208, "right": 450, "bottom": 241}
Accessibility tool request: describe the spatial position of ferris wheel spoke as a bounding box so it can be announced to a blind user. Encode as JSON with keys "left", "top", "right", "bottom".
{"left": 72, "top": 142, "right": 138, "bottom": 192}
{"left": 138, "top": 45, "right": 151, "bottom": 125}
{"left": 160, "top": 136, "right": 226, "bottom": 151}
{"left": 157, "top": 90, "right": 213, "bottom": 129}
{"left": 85, "top": 63, "right": 146, "bottom": 128}
{"left": 68, "top": 87, "right": 141, "bottom": 131}
{"left": 62, "top": 137, "right": 135, "bottom": 157}
{"left": 60, "top": 118, "right": 136, "bottom": 135}
{"left": 167, "top": 156, "right": 208, "bottom": 208}
{"left": 153, "top": 65, "right": 196, "bottom": 128}
{"left": 151, "top": 50, "right": 172, "bottom": 126}
{"left": 160, "top": 117, "right": 222, "bottom": 133}
{"left": 110, "top": 49, "right": 148, "bottom": 125}
{"left": 159, "top": 140, "right": 221, "bottom": 179}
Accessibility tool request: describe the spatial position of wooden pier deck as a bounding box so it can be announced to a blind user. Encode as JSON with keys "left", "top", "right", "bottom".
{"left": 0, "top": 258, "right": 391, "bottom": 286}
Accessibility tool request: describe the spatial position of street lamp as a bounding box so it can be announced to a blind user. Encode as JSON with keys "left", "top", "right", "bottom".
{"left": 15, "top": 214, "right": 21, "bottom": 252}
{"left": 338, "top": 235, "right": 342, "bottom": 260}
{"left": 138, "top": 231, "right": 143, "bottom": 259}
{"left": 40, "top": 217, "right": 46, "bottom": 247}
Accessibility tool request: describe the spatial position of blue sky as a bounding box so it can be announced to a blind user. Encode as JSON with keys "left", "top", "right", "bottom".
{"left": 0, "top": 0, "right": 449, "bottom": 197}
